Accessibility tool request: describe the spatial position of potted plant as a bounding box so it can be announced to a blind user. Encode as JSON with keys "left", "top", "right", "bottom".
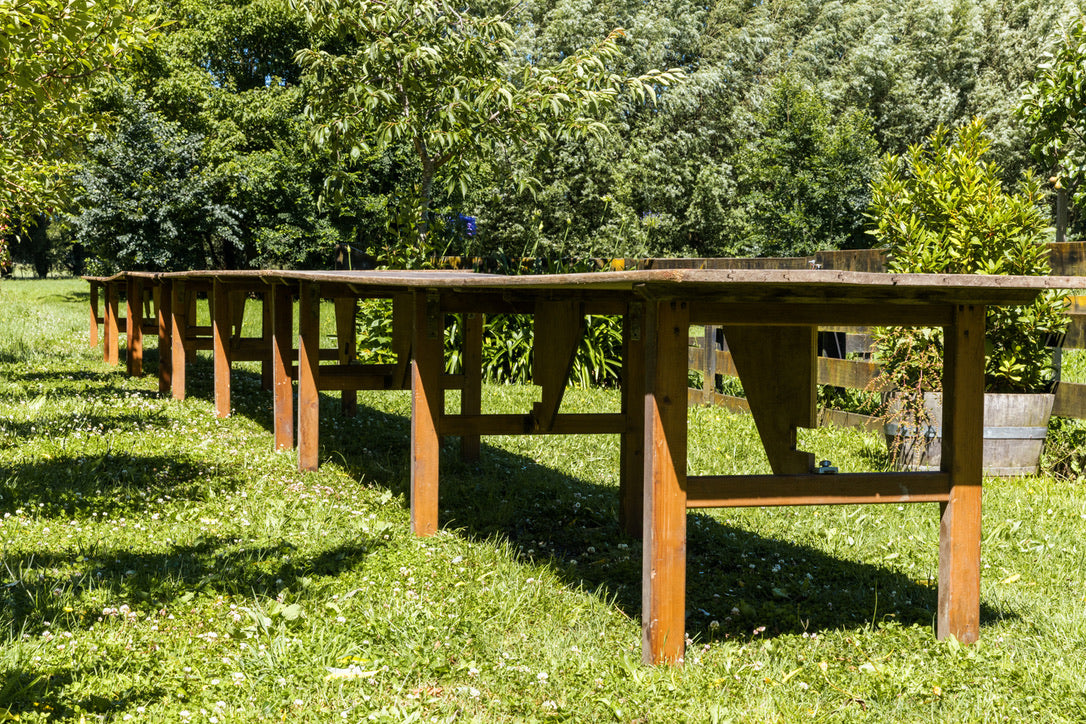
{"left": 869, "top": 118, "right": 1068, "bottom": 475}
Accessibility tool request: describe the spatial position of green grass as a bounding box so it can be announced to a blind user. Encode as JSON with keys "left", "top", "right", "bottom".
{"left": 2, "top": 279, "right": 1086, "bottom": 722}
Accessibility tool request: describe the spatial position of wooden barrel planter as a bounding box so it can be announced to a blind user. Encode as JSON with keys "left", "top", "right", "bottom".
{"left": 884, "top": 392, "right": 1055, "bottom": 476}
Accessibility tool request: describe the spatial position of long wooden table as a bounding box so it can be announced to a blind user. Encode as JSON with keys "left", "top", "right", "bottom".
{"left": 86, "top": 268, "right": 1076, "bottom": 665}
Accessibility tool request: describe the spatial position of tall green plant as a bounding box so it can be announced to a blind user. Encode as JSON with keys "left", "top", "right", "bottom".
{"left": 869, "top": 118, "right": 1067, "bottom": 400}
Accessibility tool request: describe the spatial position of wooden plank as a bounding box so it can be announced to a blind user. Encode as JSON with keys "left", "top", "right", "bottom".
{"left": 461, "top": 312, "right": 483, "bottom": 461}
{"left": 335, "top": 296, "right": 358, "bottom": 417}
{"left": 170, "top": 281, "right": 188, "bottom": 400}
{"left": 621, "top": 302, "right": 645, "bottom": 538}
{"left": 818, "top": 356, "right": 880, "bottom": 389}
{"left": 938, "top": 303, "right": 986, "bottom": 644}
{"left": 532, "top": 301, "right": 585, "bottom": 431}
{"left": 126, "top": 276, "right": 144, "bottom": 377}
{"left": 212, "top": 279, "right": 231, "bottom": 418}
{"left": 315, "top": 365, "right": 400, "bottom": 391}
{"left": 260, "top": 291, "right": 273, "bottom": 391}
{"left": 686, "top": 472, "right": 950, "bottom": 508}
{"left": 104, "top": 281, "right": 119, "bottom": 366}
{"left": 690, "top": 301, "right": 953, "bottom": 328}
{"left": 439, "top": 413, "right": 626, "bottom": 436}
{"left": 157, "top": 281, "right": 172, "bottom": 394}
{"left": 1053, "top": 381, "right": 1086, "bottom": 418}
{"left": 1062, "top": 311, "right": 1086, "bottom": 349}
{"left": 298, "top": 282, "right": 321, "bottom": 471}
{"left": 1046, "top": 241, "right": 1086, "bottom": 276}
{"left": 88, "top": 282, "right": 100, "bottom": 348}
{"left": 392, "top": 294, "right": 413, "bottom": 389}
{"left": 272, "top": 284, "right": 294, "bottom": 451}
{"left": 722, "top": 325, "right": 817, "bottom": 475}
{"left": 642, "top": 299, "right": 690, "bottom": 666}
{"left": 411, "top": 292, "right": 443, "bottom": 536}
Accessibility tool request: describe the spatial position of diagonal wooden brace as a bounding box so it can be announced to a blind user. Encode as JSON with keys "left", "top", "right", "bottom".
{"left": 531, "top": 301, "right": 585, "bottom": 432}
{"left": 721, "top": 325, "right": 817, "bottom": 475}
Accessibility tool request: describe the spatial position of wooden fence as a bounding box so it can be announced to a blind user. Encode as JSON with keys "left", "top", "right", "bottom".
{"left": 681, "top": 244, "right": 1086, "bottom": 425}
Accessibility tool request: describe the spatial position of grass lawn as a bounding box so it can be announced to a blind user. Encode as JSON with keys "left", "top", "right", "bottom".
{"left": 2, "top": 278, "right": 1086, "bottom": 722}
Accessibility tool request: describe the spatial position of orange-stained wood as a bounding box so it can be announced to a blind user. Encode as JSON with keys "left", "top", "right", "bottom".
{"left": 686, "top": 472, "right": 951, "bottom": 508}
{"left": 642, "top": 299, "right": 690, "bottom": 665}
{"left": 411, "top": 293, "right": 443, "bottom": 536}
{"left": 170, "top": 281, "right": 188, "bottom": 400}
{"left": 126, "top": 276, "right": 144, "bottom": 377}
{"left": 297, "top": 282, "right": 321, "bottom": 471}
{"left": 272, "top": 283, "right": 294, "bottom": 451}
{"left": 938, "top": 303, "right": 986, "bottom": 643}
{"left": 531, "top": 301, "right": 585, "bottom": 432}
{"left": 212, "top": 280, "right": 231, "bottom": 418}
{"left": 438, "top": 413, "right": 626, "bottom": 436}
{"left": 722, "top": 325, "right": 817, "bottom": 475}
{"left": 157, "top": 281, "right": 173, "bottom": 394}
{"left": 334, "top": 296, "right": 358, "bottom": 417}
{"left": 620, "top": 302, "right": 645, "bottom": 538}
{"left": 460, "top": 312, "right": 483, "bottom": 461}
{"left": 89, "top": 282, "right": 100, "bottom": 348}
{"left": 104, "top": 282, "right": 119, "bottom": 366}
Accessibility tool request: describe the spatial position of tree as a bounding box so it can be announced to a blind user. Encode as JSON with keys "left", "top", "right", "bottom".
{"left": 70, "top": 97, "right": 241, "bottom": 271}
{"left": 292, "top": 0, "right": 681, "bottom": 253}
{"left": 1019, "top": 12, "right": 1086, "bottom": 235}
{"left": 1, "top": 0, "right": 158, "bottom": 220}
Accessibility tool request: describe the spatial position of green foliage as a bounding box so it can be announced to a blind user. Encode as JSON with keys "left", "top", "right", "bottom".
{"left": 869, "top": 118, "right": 1069, "bottom": 395}
{"left": 1019, "top": 11, "right": 1086, "bottom": 235}
{"left": 70, "top": 97, "right": 242, "bottom": 272}
{"left": 0, "top": 0, "right": 159, "bottom": 221}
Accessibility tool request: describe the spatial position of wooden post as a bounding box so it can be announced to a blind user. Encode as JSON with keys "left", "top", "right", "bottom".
{"left": 334, "top": 296, "right": 358, "bottom": 417}
{"left": 89, "top": 282, "right": 100, "bottom": 348}
{"left": 461, "top": 312, "right": 483, "bottom": 461}
{"left": 411, "top": 293, "right": 443, "bottom": 536}
{"left": 938, "top": 303, "right": 986, "bottom": 643}
{"left": 170, "top": 281, "right": 188, "bottom": 400}
{"left": 620, "top": 302, "right": 645, "bottom": 538}
{"left": 104, "top": 281, "right": 120, "bottom": 366}
{"left": 125, "top": 277, "right": 144, "bottom": 377}
{"left": 298, "top": 281, "right": 321, "bottom": 471}
{"left": 272, "top": 284, "right": 294, "bottom": 451}
{"left": 642, "top": 299, "right": 689, "bottom": 665}
{"left": 702, "top": 325, "right": 716, "bottom": 404}
{"left": 212, "top": 279, "right": 231, "bottom": 418}
{"left": 261, "top": 291, "right": 273, "bottom": 391}
{"left": 157, "top": 280, "right": 173, "bottom": 394}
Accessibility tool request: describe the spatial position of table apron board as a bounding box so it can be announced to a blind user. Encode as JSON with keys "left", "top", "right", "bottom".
{"left": 81, "top": 270, "right": 1037, "bottom": 667}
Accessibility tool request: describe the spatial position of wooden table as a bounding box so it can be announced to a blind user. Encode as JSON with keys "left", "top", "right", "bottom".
{"left": 88, "top": 268, "right": 1075, "bottom": 665}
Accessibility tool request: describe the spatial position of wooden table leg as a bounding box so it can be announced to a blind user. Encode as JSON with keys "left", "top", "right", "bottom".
{"left": 620, "top": 302, "right": 645, "bottom": 538}
{"left": 642, "top": 299, "right": 689, "bottom": 665}
{"left": 104, "top": 281, "right": 119, "bottom": 366}
{"left": 212, "top": 279, "right": 231, "bottom": 418}
{"left": 335, "top": 296, "right": 358, "bottom": 417}
{"left": 412, "top": 293, "right": 442, "bottom": 536}
{"left": 157, "top": 281, "right": 173, "bottom": 394}
{"left": 298, "top": 281, "right": 321, "bottom": 471}
{"left": 126, "top": 277, "right": 144, "bottom": 377}
{"left": 170, "top": 281, "right": 188, "bottom": 400}
{"left": 272, "top": 284, "right": 294, "bottom": 451}
{"left": 461, "top": 312, "right": 482, "bottom": 461}
{"left": 938, "top": 303, "right": 986, "bottom": 643}
{"left": 89, "top": 281, "right": 100, "bottom": 348}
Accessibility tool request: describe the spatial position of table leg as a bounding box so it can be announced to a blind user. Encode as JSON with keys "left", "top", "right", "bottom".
{"left": 212, "top": 280, "right": 231, "bottom": 418}
{"left": 412, "top": 293, "right": 442, "bottom": 536}
{"left": 89, "top": 282, "right": 100, "bottom": 348}
{"left": 642, "top": 299, "right": 689, "bottom": 665}
{"left": 298, "top": 282, "right": 321, "bottom": 471}
{"left": 157, "top": 281, "right": 173, "bottom": 394}
{"left": 272, "top": 284, "right": 294, "bottom": 451}
{"left": 170, "top": 281, "right": 188, "bottom": 400}
{"left": 620, "top": 302, "right": 645, "bottom": 538}
{"left": 126, "top": 277, "right": 144, "bottom": 377}
{"left": 461, "top": 312, "right": 483, "bottom": 461}
{"left": 938, "top": 303, "right": 986, "bottom": 643}
{"left": 104, "top": 282, "right": 119, "bottom": 366}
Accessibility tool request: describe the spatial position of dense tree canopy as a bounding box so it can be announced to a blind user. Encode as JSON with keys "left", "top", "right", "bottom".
{"left": 11, "top": 0, "right": 1084, "bottom": 273}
